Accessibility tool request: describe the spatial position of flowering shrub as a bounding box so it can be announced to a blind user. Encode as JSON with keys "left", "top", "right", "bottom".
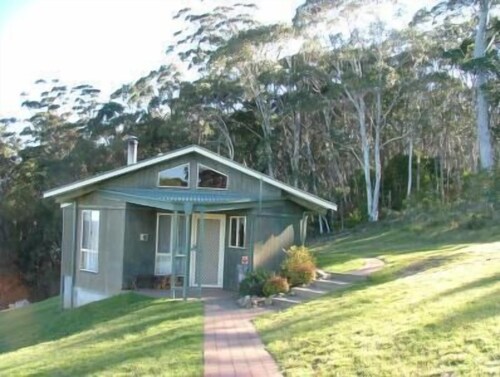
{"left": 263, "top": 275, "right": 289, "bottom": 297}
{"left": 281, "top": 245, "right": 316, "bottom": 286}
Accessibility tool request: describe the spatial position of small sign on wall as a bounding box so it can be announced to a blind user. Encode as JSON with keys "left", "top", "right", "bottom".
{"left": 241, "top": 255, "right": 249, "bottom": 265}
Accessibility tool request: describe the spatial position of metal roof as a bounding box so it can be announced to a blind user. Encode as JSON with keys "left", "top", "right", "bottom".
{"left": 99, "top": 188, "right": 265, "bottom": 211}
{"left": 101, "top": 188, "right": 257, "bottom": 204}
{"left": 44, "top": 145, "right": 337, "bottom": 211}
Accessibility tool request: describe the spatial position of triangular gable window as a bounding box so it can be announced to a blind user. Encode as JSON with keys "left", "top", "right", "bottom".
{"left": 158, "top": 164, "right": 190, "bottom": 188}
{"left": 197, "top": 164, "right": 228, "bottom": 189}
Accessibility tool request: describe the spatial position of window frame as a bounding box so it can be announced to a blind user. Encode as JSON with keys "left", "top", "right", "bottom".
{"left": 228, "top": 216, "right": 246, "bottom": 249}
{"left": 155, "top": 213, "right": 188, "bottom": 276}
{"left": 157, "top": 163, "right": 190, "bottom": 189}
{"left": 196, "top": 163, "right": 229, "bottom": 190}
{"left": 80, "top": 209, "right": 100, "bottom": 273}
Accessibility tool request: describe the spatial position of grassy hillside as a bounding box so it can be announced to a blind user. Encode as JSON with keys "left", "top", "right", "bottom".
{"left": 0, "top": 293, "right": 203, "bottom": 376}
{"left": 256, "top": 220, "right": 500, "bottom": 376}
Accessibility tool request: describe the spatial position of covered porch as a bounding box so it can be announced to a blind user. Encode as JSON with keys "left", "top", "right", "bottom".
{"left": 100, "top": 188, "right": 279, "bottom": 299}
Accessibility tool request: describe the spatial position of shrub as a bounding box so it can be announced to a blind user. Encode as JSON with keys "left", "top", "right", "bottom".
{"left": 281, "top": 245, "right": 316, "bottom": 286}
{"left": 239, "top": 269, "right": 270, "bottom": 296}
{"left": 263, "top": 275, "right": 289, "bottom": 297}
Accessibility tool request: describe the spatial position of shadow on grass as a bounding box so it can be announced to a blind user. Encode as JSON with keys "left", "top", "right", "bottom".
{"left": 260, "top": 302, "right": 362, "bottom": 342}
{"left": 0, "top": 293, "right": 199, "bottom": 355}
{"left": 311, "top": 220, "right": 500, "bottom": 274}
{"left": 425, "top": 288, "right": 500, "bottom": 333}
{"left": 433, "top": 273, "right": 500, "bottom": 300}
{"left": 0, "top": 293, "right": 203, "bottom": 376}
{"left": 1, "top": 325, "right": 202, "bottom": 377}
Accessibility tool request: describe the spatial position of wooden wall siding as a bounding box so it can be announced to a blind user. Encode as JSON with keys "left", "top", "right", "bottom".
{"left": 122, "top": 204, "right": 157, "bottom": 288}
{"left": 253, "top": 217, "right": 299, "bottom": 272}
{"left": 251, "top": 201, "right": 303, "bottom": 272}
{"left": 100, "top": 153, "right": 282, "bottom": 198}
{"left": 74, "top": 193, "right": 126, "bottom": 295}
{"left": 61, "top": 205, "right": 75, "bottom": 277}
{"left": 78, "top": 191, "right": 126, "bottom": 209}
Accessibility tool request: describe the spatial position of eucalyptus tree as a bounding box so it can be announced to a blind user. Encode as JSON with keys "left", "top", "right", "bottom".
{"left": 211, "top": 24, "right": 296, "bottom": 177}
{"left": 167, "top": 1, "right": 259, "bottom": 74}
{"left": 110, "top": 64, "right": 182, "bottom": 117}
{"left": 414, "top": 0, "right": 499, "bottom": 170}
{"left": 168, "top": 75, "right": 246, "bottom": 159}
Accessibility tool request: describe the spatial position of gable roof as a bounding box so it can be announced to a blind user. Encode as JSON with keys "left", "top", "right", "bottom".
{"left": 43, "top": 145, "right": 337, "bottom": 211}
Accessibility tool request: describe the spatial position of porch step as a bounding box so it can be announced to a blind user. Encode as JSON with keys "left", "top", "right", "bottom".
{"left": 271, "top": 296, "right": 304, "bottom": 309}
{"left": 326, "top": 272, "right": 367, "bottom": 283}
{"left": 290, "top": 286, "right": 329, "bottom": 299}
{"left": 312, "top": 278, "right": 351, "bottom": 291}
{"left": 271, "top": 278, "right": 354, "bottom": 310}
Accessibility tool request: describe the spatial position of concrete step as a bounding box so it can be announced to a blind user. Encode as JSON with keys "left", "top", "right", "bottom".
{"left": 326, "top": 272, "right": 367, "bottom": 283}
{"left": 312, "top": 278, "right": 351, "bottom": 291}
{"left": 271, "top": 296, "right": 304, "bottom": 310}
{"left": 290, "top": 286, "right": 329, "bottom": 299}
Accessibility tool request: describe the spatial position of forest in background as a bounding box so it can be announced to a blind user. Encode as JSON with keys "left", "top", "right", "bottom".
{"left": 0, "top": 0, "right": 498, "bottom": 305}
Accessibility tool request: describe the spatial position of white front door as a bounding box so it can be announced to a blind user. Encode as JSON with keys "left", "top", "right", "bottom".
{"left": 190, "top": 214, "right": 225, "bottom": 288}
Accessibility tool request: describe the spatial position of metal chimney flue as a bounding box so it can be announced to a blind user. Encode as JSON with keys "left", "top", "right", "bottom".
{"left": 126, "top": 136, "right": 138, "bottom": 165}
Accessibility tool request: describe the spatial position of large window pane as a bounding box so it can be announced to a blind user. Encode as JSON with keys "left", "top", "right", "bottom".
{"left": 197, "top": 164, "right": 228, "bottom": 189}
{"left": 157, "top": 215, "right": 172, "bottom": 254}
{"left": 237, "top": 219, "right": 245, "bottom": 248}
{"left": 158, "top": 164, "right": 189, "bottom": 187}
{"left": 155, "top": 254, "right": 171, "bottom": 275}
{"left": 81, "top": 211, "right": 90, "bottom": 249}
{"left": 80, "top": 210, "right": 99, "bottom": 272}
{"left": 229, "top": 216, "right": 246, "bottom": 248}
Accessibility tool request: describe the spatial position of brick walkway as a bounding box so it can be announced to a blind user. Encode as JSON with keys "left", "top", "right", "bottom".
{"left": 203, "top": 293, "right": 282, "bottom": 377}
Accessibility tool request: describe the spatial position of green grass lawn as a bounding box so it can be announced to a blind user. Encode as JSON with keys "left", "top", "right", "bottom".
{"left": 256, "top": 221, "right": 500, "bottom": 376}
{"left": 0, "top": 293, "right": 203, "bottom": 376}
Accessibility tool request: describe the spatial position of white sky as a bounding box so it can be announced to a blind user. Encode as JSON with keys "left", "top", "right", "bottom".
{"left": 0, "top": 0, "right": 434, "bottom": 120}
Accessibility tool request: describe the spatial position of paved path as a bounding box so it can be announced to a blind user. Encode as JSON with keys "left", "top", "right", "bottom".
{"left": 204, "top": 294, "right": 281, "bottom": 377}
{"left": 348, "top": 257, "right": 385, "bottom": 276}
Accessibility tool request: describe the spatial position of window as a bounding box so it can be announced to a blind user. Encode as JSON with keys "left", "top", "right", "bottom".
{"left": 80, "top": 210, "right": 99, "bottom": 272}
{"left": 158, "top": 164, "right": 190, "bottom": 188}
{"left": 155, "top": 214, "right": 187, "bottom": 276}
{"left": 197, "top": 164, "right": 228, "bottom": 189}
{"left": 229, "top": 216, "right": 246, "bottom": 248}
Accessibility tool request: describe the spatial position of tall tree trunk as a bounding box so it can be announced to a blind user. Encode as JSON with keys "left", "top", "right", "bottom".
{"left": 304, "top": 126, "right": 318, "bottom": 194}
{"left": 407, "top": 136, "right": 413, "bottom": 199}
{"left": 475, "top": 0, "right": 493, "bottom": 170}
{"left": 291, "top": 111, "right": 301, "bottom": 187}
{"left": 416, "top": 153, "right": 421, "bottom": 193}
{"left": 357, "top": 97, "right": 375, "bottom": 221}
{"left": 255, "top": 96, "right": 275, "bottom": 178}
{"left": 371, "top": 90, "right": 382, "bottom": 222}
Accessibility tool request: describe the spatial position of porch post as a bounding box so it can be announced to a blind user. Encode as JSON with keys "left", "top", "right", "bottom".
{"left": 182, "top": 203, "right": 192, "bottom": 300}
{"left": 301, "top": 212, "right": 309, "bottom": 246}
{"left": 171, "top": 211, "right": 178, "bottom": 299}
{"left": 198, "top": 207, "right": 205, "bottom": 299}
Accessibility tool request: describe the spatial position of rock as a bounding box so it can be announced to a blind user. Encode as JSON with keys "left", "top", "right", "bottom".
{"left": 237, "top": 295, "right": 251, "bottom": 308}
{"left": 8, "top": 299, "right": 30, "bottom": 309}
{"left": 316, "top": 269, "right": 330, "bottom": 279}
{"left": 264, "top": 297, "right": 273, "bottom": 306}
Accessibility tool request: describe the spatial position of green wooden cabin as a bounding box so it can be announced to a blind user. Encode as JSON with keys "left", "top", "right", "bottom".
{"left": 44, "top": 143, "right": 336, "bottom": 308}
